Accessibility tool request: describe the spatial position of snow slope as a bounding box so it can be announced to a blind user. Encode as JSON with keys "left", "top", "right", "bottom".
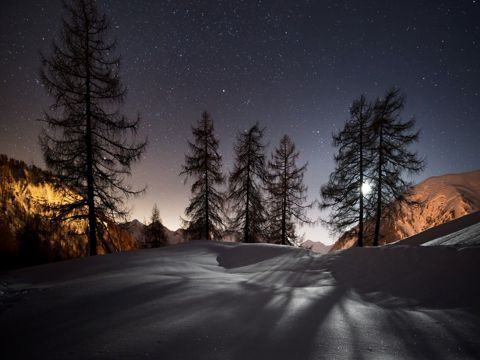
{"left": 1, "top": 239, "right": 480, "bottom": 359}
{"left": 422, "top": 220, "right": 480, "bottom": 246}
{"left": 396, "top": 211, "right": 480, "bottom": 246}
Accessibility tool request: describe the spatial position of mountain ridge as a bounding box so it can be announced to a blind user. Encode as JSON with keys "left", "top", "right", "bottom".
{"left": 121, "top": 218, "right": 332, "bottom": 253}
{"left": 331, "top": 169, "right": 480, "bottom": 251}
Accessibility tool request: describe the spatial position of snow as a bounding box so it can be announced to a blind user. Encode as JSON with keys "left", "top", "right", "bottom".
{"left": 423, "top": 221, "right": 480, "bottom": 246}
{"left": 1, "top": 237, "right": 480, "bottom": 359}
{"left": 398, "top": 211, "right": 480, "bottom": 246}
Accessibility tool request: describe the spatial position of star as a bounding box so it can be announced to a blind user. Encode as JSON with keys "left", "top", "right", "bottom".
{"left": 0, "top": 0, "right": 478, "bottom": 244}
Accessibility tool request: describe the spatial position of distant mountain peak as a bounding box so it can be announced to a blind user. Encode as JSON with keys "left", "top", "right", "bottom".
{"left": 300, "top": 240, "right": 332, "bottom": 254}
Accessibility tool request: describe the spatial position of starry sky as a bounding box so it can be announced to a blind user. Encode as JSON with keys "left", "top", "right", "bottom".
{"left": 1, "top": 0, "right": 479, "bottom": 244}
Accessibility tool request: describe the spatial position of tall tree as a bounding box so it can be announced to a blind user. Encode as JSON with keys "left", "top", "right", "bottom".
{"left": 370, "top": 88, "right": 425, "bottom": 246}
{"left": 228, "top": 123, "right": 267, "bottom": 243}
{"left": 267, "top": 135, "right": 312, "bottom": 246}
{"left": 181, "top": 111, "right": 225, "bottom": 240}
{"left": 320, "top": 95, "right": 373, "bottom": 247}
{"left": 144, "top": 204, "right": 166, "bottom": 248}
{"left": 39, "top": 0, "right": 146, "bottom": 255}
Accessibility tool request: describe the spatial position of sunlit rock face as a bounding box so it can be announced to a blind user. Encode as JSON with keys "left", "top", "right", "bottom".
{"left": 0, "top": 155, "right": 137, "bottom": 268}
{"left": 331, "top": 170, "right": 480, "bottom": 251}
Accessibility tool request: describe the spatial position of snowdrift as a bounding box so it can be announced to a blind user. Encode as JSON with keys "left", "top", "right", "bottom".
{"left": 1, "top": 237, "right": 480, "bottom": 359}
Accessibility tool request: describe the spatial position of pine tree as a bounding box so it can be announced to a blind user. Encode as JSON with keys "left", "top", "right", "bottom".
{"left": 228, "top": 123, "right": 267, "bottom": 243}
{"left": 144, "top": 204, "right": 166, "bottom": 248}
{"left": 39, "top": 0, "right": 146, "bottom": 255}
{"left": 267, "top": 135, "right": 311, "bottom": 245}
{"left": 320, "top": 95, "right": 373, "bottom": 247}
{"left": 181, "top": 111, "right": 225, "bottom": 240}
{"left": 370, "top": 88, "right": 425, "bottom": 246}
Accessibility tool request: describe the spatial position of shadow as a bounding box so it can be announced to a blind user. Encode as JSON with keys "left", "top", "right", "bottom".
{"left": 1, "top": 242, "right": 480, "bottom": 359}
{"left": 329, "top": 245, "right": 480, "bottom": 309}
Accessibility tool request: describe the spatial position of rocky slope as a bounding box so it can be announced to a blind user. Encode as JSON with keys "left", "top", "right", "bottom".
{"left": 0, "top": 154, "right": 137, "bottom": 268}
{"left": 331, "top": 170, "right": 480, "bottom": 251}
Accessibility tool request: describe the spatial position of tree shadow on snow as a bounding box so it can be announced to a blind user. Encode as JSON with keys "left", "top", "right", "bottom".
{"left": 2, "top": 243, "right": 480, "bottom": 359}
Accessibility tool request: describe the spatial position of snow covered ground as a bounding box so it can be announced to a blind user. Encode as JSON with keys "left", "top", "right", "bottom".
{"left": 399, "top": 211, "right": 480, "bottom": 247}
{"left": 1, "top": 237, "right": 480, "bottom": 359}
{"left": 423, "top": 220, "right": 480, "bottom": 246}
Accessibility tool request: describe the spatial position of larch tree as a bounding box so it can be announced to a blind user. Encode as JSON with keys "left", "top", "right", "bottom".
{"left": 320, "top": 95, "right": 373, "bottom": 247}
{"left": 267, "top": 135, "right": 312, "bottom": 246}
{"left": 144, "top": 204, "right": 166, "bottom": 248}
{"left": 181, "top": 111, "right": 226, "bottom": 240}
{"left": 39, "top": 0, "right": 146, "bottom": 255}
{"left": 370, "top": 88, "right": 425, "bottom": 246}
{"left": 228, "top": 123, "right": 268, "bottom": 243}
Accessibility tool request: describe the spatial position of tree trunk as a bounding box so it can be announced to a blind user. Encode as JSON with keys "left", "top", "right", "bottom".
{"left": 281, "top": 145, "right": 287, "bottom": 245}
{"left": 204, "top": 120, "right": 210, "bottom": 241}
{"left": 84, "top": 13, "right": 97, "bottom": 256}
{"left": 244, "top": 139, "right": 251, "bottom": 243}
{"left": 358, "top": 118, "right": 364, "bottom": 247}
{"left": 373, "top": 122, "right": 383, "bottom": 247}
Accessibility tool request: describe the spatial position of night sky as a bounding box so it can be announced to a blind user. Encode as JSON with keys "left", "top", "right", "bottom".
{"left": 1, "top": 0, "right": 479, "bottom": 244}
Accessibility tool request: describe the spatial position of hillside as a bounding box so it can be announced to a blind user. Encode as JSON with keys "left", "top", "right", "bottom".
{"left": 0, "top": 155, "right": 137, "bottom": 268}
{"left": 1, "top": 226, "right": 480, "bottom": 359}
{"left": 331, "top": 170, "right": 480, "bottom": 251}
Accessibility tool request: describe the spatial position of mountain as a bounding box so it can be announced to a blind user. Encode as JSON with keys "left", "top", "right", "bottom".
{"left": 120, "top": 219, "right": 186, "bottom": 247}
{"left": 0, "top": 154, "right": 137, "bottom": 268}
{"left": 121, "top": 219, "right": 242, "bottom": 247}
{"left": 122, "top": 219, "right": 313, "bottom": 248}
{"left": 300, "top": 240, "right": 332, "bottom": 254}
{"left": 331, "top": 170, "right": 480, "bottom": 251}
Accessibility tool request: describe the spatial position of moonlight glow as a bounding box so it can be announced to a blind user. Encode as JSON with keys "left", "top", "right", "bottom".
{"left": 362, "top": 182, "right": 372, "bottom": 196}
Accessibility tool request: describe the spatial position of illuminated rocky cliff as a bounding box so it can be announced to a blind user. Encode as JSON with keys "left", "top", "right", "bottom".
{"left": 0, "top": 155, "right": 137, "bottom": 268}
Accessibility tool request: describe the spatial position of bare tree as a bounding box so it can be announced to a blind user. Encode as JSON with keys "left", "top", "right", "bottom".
{"left": 370, "top": 88, "right": 425, "bottom": 246}
{"left": 228, "top": 123, "right": 267, "bottom": 243}
{"left": 267, "top": 135, "right": 312, "bottom": 245}
{"left": 181, "top": 111, "right": 225, "bottom": 240}
{"left": 320, "top": 95, "right": 373, "bottom": 247}
{"left": 144, "top": 204, "right": 166, "bottom": 248}
{"left": 39, "top": 0, "right": 146, "bottom": 255}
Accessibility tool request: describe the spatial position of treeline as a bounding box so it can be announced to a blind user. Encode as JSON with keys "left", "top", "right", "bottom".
{"left": 179, "top": 87, "right": 424, "bottom": 247}
{"left": 31, "top": 0, "right": 423, "bottom": 256}
{"left": 180, "top": 113, "right": 312, "bottom": 245}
